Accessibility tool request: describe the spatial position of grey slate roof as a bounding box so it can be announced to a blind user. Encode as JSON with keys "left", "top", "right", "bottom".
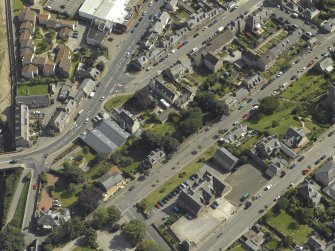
{"left": 213, "top": 147, "right": 239, "bottom": 171}
{"left": 98, "top": 171, "right": 123, "bottom": 191}
{"left": 315, "top": 159, "right": 335, "bottom": 187}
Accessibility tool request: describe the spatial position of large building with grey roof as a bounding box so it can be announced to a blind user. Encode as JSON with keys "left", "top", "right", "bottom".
{"left": 82, "top": 120, "right": 130, "bottom": 153}
{"left": 178, "top": 169, "right": 226, "bottom": 217}
{"left": 213, "top": 147, "right": 239, "bottom": 172}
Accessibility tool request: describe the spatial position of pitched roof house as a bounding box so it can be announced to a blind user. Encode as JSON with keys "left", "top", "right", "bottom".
{"left": 22, "top": 64, "right": 38, "bottom": 79}
{"left": 246, "top": 8, "right": 272, "bottom": 30}
{"left": 32, "top": 56, "right": 47, "bottom": 71}
{"left": 46, "top": 17, "right": 58, "bottom": 29}
{"left": 243, "top": 74, "right": 263, "bottom": 90}
{"left": 298, "top": 180, "right": 321, "bottom": 204}
{"left": 204, "top": 52, "right": 223, "bottom": 73}
{"left": 314, "top": 57, "right": 334, "bottom": 73}
{"left": 111, "top": 108, "right": 140, "bottom": 134}
{"left": 37, "top": 13, "right": 50, "bottom": 25}
{"left": 283, "top": 127, "right": 308, "bottom": 148}
{"left": 56, "top": 45, "right": 72, "bottom": 77}
{"left": 16, "top": 95, "right": 50, "bottom": 108}
{"left": 98, "top": 167, "right": 125, "bottom": 201}
{"left": 19, "top": 21, "right": 35, "bottom": 34}
{"left": 58, "top": 27, "right": 72, "bottom": 38}
{"left": 321, "top": 18, "right": 335, "bottom": 33}
{"left": 20, "top": 38, "right": 35, "bottom": 52}
{"left": 149, "top": 77, "right": 180, "bottom": 104}
{"left": 43, "top": 61, "right": 56, "bottom": 76}
{"left": 213, "top": 147, "right": 239, "bottom": 172}
{"left": 326, "top": 82, "right": 335, "bottom": 114}
{"left": 18, "top": 8, "right": 36, "bottom": 24}
{"left": 37, "top": 209, "right": 71, "bottom": 230}
{"left": 140, "top": 149, "right": 166, "bottom": 169}
{"left": 19, "top": 31, "right": 31, "bottom": 44}
{"left": 316, "top": 158, "right": 335, "bottom": 187}
{"left": 256, "top": 136, "right": 297, "bottom": 159}
{"left": 301, "top": 7, "right": 320, "bottom": 20}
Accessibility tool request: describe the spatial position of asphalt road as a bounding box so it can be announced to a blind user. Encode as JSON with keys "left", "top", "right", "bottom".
{"left": 199, "top": 130, "right": 335, "bottom": 251}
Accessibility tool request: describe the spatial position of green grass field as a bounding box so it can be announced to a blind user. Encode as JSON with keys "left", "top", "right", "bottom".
{"left": 104, "top": 94, "right": 133, "bottom": 111}
{"left": 143, "top": 145, "right": 217, "bottom": 209}
{"left": 268, "top": 210, "right": 312, "bottom": 245}
{"left": 18, "top": 84, "right": 49, "bottom": 96}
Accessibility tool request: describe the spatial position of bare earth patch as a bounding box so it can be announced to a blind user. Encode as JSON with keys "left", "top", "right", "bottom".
{"left": 38, "top": 173, "right": 59, "bottom": 211}
{"left": 0, "top": 3, "right": 12, "bottom": 121}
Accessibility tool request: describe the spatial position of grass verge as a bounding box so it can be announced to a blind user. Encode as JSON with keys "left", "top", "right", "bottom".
{"left": 18, "top": 84, "right": 49, "bottom": 96}
{"left": 104, "top": 94, "right": 133, "bottom": 112}
{"left": 9, "top": 174, "right": 30, "bottom": 228}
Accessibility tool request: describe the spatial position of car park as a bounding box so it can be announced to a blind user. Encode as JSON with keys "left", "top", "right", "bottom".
{"left": 131, "top": 28, "right": 135, "bottom": 33}
{"left": 238, "top": 104, "right": 244, "bottom": 110}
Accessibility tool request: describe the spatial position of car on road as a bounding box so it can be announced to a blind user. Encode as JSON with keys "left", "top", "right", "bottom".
{"left": 272, "top": 90, "right": 279, "bottom": 96}
{"left": 129, "top": 185, "right": 135, "bottom": 191}
{"left": 193, "top": 33, "right": 199, "bottom": 38}
{"left": 131, "top": 28, "right": 135, "bottom": 33}
{"left": 265, "top": 184, "right": 272, "bottom": 190}
{"left": 84, "top": 118, "right": 89, "bottom": 124}
{"left": 244, "top": 201, "right": 252, "bottom": 209}
{"left": 242, "top": 113, "right": 249, "bottom": 119}
{"left": 256, "top": 194, "right": 261, "bottom": 199}
{"left": 238, "top": 104, "right": 244, "bottom": 110}
{"left": 162, "top": 215, "right": 169, "bottom": 221}
{"left": 142, "top": 11, "right": 146, "bottom": 16}
{"left": 185, "top": 213, "right": 193, "bottom": 220}
{"left": 289, "top": 183, "right": 294, "bottom": 187}
{"left": 247, "top": 98, "right": 253, "bottom": 103}
{"left": 135, "top": 23, "right": 139, "bottom": 28}
{"left": 302, "top": 169, "right": 309, "bottom": 175}
{"left": 328, "top": 131, "right": 334, "bottom": 137}
{"left": 290, "top": 163, "right": 297, "bottom": 169}
{"left": 183, "top": 40, "right": 189, "bottom": 45}
{"left": 9, "top": 160, "right": 17, "bottom": 164}
{"left": 298, "top": 156, "right": 305, "bottom": 162}
{"left": 280, "top": 170, "right": 286, "bottom": 178}
{"left": 274, "top": 195, "right": 281, "bottom": 201}
{"left": 100, "top": 96, "right": 105, "bottom": 101}
{"left": 321, "top": 154, "right": 327, "bottom": 160}
{"left": 291, "top": 75, "right": 297, "bottom": 80}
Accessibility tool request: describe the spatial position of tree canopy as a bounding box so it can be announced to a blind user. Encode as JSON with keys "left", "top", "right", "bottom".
{"left": 136, "top": 240, "right": 164, "bottom": 251}
{"left": 179, "top": 107, "right": 203, "bottom": 136}
{"left": 259, "top": 96, "right": 279, "bottom": 115}
{"left": 63, "top": 164, "right": 85, "bottom": 184}
{"left": 193, "top": 91, "right": 228, "bottom": 117}
{"left": 123, "top": 220, "right": 146, "bottom": 244}
{"left": 141, "top": 131, "right": 179, "bottom": 154}
{"left": 0, "top": 225, "right": 25, "bottom": 251}
{"left": 78, "top": 186, "right": 103, "bottom": 215}
{"left": 132, "top": 88, "right": 156, "bottom": 110}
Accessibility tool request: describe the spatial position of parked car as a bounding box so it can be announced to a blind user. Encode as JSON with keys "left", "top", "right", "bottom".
{"left": 280, "top": 170, "right": 286, "bottom": 178}
{"left": 9, "top": 160, "right": 17, "bottom": 164}
{"left": 129, "top": 185, "right": 135, "bottom": 191}
{"left": 290, "top": 163, "right": 297, "bottom": 169}
{"left": 172, "top": 206, "right": 180, "bottom": 213}
{"left": 298, "top": 156, "right": 305, "bottom": 162}
{"left": 302, "top": 169, "right": 309, "bottom": 175}
{"left": 274, "top": 195, "right": 281, "bottom": 201}
{"left": 265, "top": 184, "right": 272, "bottom": 190}
{"left": 33, "top": 183, "right": 39, "bottom": 190}
{"left": 321, "top": 154, "right": 327, "bottom": 160}
{"left": 328, "top": 131, "right": 334, "bottom": 137}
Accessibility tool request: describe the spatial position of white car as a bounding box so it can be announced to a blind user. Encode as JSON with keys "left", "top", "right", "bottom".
{"left": 84, "top": 118, "right": 89, "bottom": 124}
{"left": 100, "top": 96, "right": 105, "bottom": 101}
{"left": 149, "top": 1, "right": 152, "bottom": 6}
{"left": 251, "top": 105, "right": 259, "bottom": 111}
{"left": 266, "top": 184, "right": 272, "bottom": 190}
{"left": 282, "top": 82, "right": 288, "bottom": 87}
{"left": 126, "top": 52, "right": 130, "bottom": 58}
{"left": 272, "top": 90, "right": 279, "bottom": 96}
{"left": 274, "top": 195, "right": 281, "bottom": 201}
{"left": 289, "top": 182, "right": 295, "bottom": 187}
{"left": 256, "top": 194, "right": 261, "bottom": 199}
{"left": 302, "top": 67, "right": 306, "bottom": 71}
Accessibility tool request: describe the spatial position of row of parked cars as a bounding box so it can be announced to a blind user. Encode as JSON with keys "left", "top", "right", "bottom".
{"left": 155, "top": 174, "right": 202, "bottom": 209}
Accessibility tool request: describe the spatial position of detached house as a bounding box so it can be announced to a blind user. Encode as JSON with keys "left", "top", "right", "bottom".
{"left": 283, "top": 127, "right": 308, "bottom": 148}
{"left": 37, "top": 209, "right": 71, "bottom": 231}
{"left": 246, "top": 8, "right": 272, "bottom": 30}
{"left": 314, "top": 57, "right": 334, "bottom": 73}
{"left": 98, "top": 167, "right": 126, "bottom": 201}
{"left": 140, "top": 149, "right": 166, "bottom": 169}
{"left": 315, "top": 158, "right": 335, "bottom": 201}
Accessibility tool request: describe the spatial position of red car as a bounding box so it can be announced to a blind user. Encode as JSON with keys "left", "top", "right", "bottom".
{"left": 302, "top": 169, "right": 309, "bottom": 175}
{"left": 155, "top": 203, "right": 161, "bottom": 209}
{"left": 242, "top": 113, "right": 249, "bottom": 119}
{"left": 33, "top": 183, "right": 38, "bottom": 190}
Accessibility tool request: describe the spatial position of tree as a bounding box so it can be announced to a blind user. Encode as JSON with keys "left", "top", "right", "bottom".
{"left": 259, "top": 96, "right": 279, "bottom": 115}
{"left": 107, "top": 206, "right": 121, "bottom": 225}
{"left": 84, "top": 228, "right": 98, "bottom": 248}
{"left": 83, "top": 146, "right": 89, "bottom": 154}
{"left": 78, "top": 186, "right": 103, "bottom": 215}
{"left": 0, "top": 225, "right": 25, "bottom": 251}
{"left": 65, "top": 183, "right": 77, "bottom": 196}
{"left": 123, "top": 220, "right": 146, "bottom": 244}
{"left": 92, "top": 208, "right": 109, "bottom": 229}
{"left": 132, "top": 88, "right": 156, "bottom": 110}
{"left": 136, "top": 240, "right": 164, "bottom": 251}
{"left": 141, "top": 131, "right": 179, "bottom": 154}
{"left": 277, "top": 197, "right": 289, "bottom": 210}
{"left": 288, "top": 221, "right": 299, "bottom": 230}
{"left": 40, "top": 171, "right": 48, "bottom": 186}
{"left": 193, "top": 92, "right": 228, "bottom": 117}
{"left": 63, "top": 164, "right": 85, "bottom": 184}
{"left": 179, "top": 107, "right": 203, "bottom": 136}
{"left": 271, "top": 120, "right": 279, "bottom": 127}
{"left": 282, "top": 235, "right": 293, "bottom": 248}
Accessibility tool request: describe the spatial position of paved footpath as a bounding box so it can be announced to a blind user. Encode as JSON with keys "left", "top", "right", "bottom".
{"left": 6, "top": 168, "right": 29, "bottom": 224}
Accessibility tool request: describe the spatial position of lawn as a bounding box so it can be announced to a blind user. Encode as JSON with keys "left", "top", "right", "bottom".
{"left": 267, "top": 210, "right": 312, "bottom": 244}
{"left": 72, "top": 246, "right": 96, "bottom": 251}
{"left": 85, "top": 161, "right": 112, "bottom": 180}
{"left": 143, "top": 145, "right": 217, "bottom": 209}
{"left": 229, "top": 245, "right": 247, "bottom": 251}
{"left": 148, "top": 122, "right": 176, "bottom": 135}
{"left": 281, "top": 73, "right": 328, "bottom": 102}
{"left": 74, "top": 148, "right": 95, "bottom": 162}
{"left": 10, "top": 174, "right": 30, "bottom": 228}
{"left": 18, "top": 84, "right": 49, "bottom": 96}
{"left": 13, "top": 0, "right": 24, "bottom": 12}
{"left": 54, "top": 184, "right": 82, "bottom": 208}
{"left": 104, "top": 94, "right": 133, "bottom": 112}
{"left": 246, "top": 105, "right": 301, "bottom": 136}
